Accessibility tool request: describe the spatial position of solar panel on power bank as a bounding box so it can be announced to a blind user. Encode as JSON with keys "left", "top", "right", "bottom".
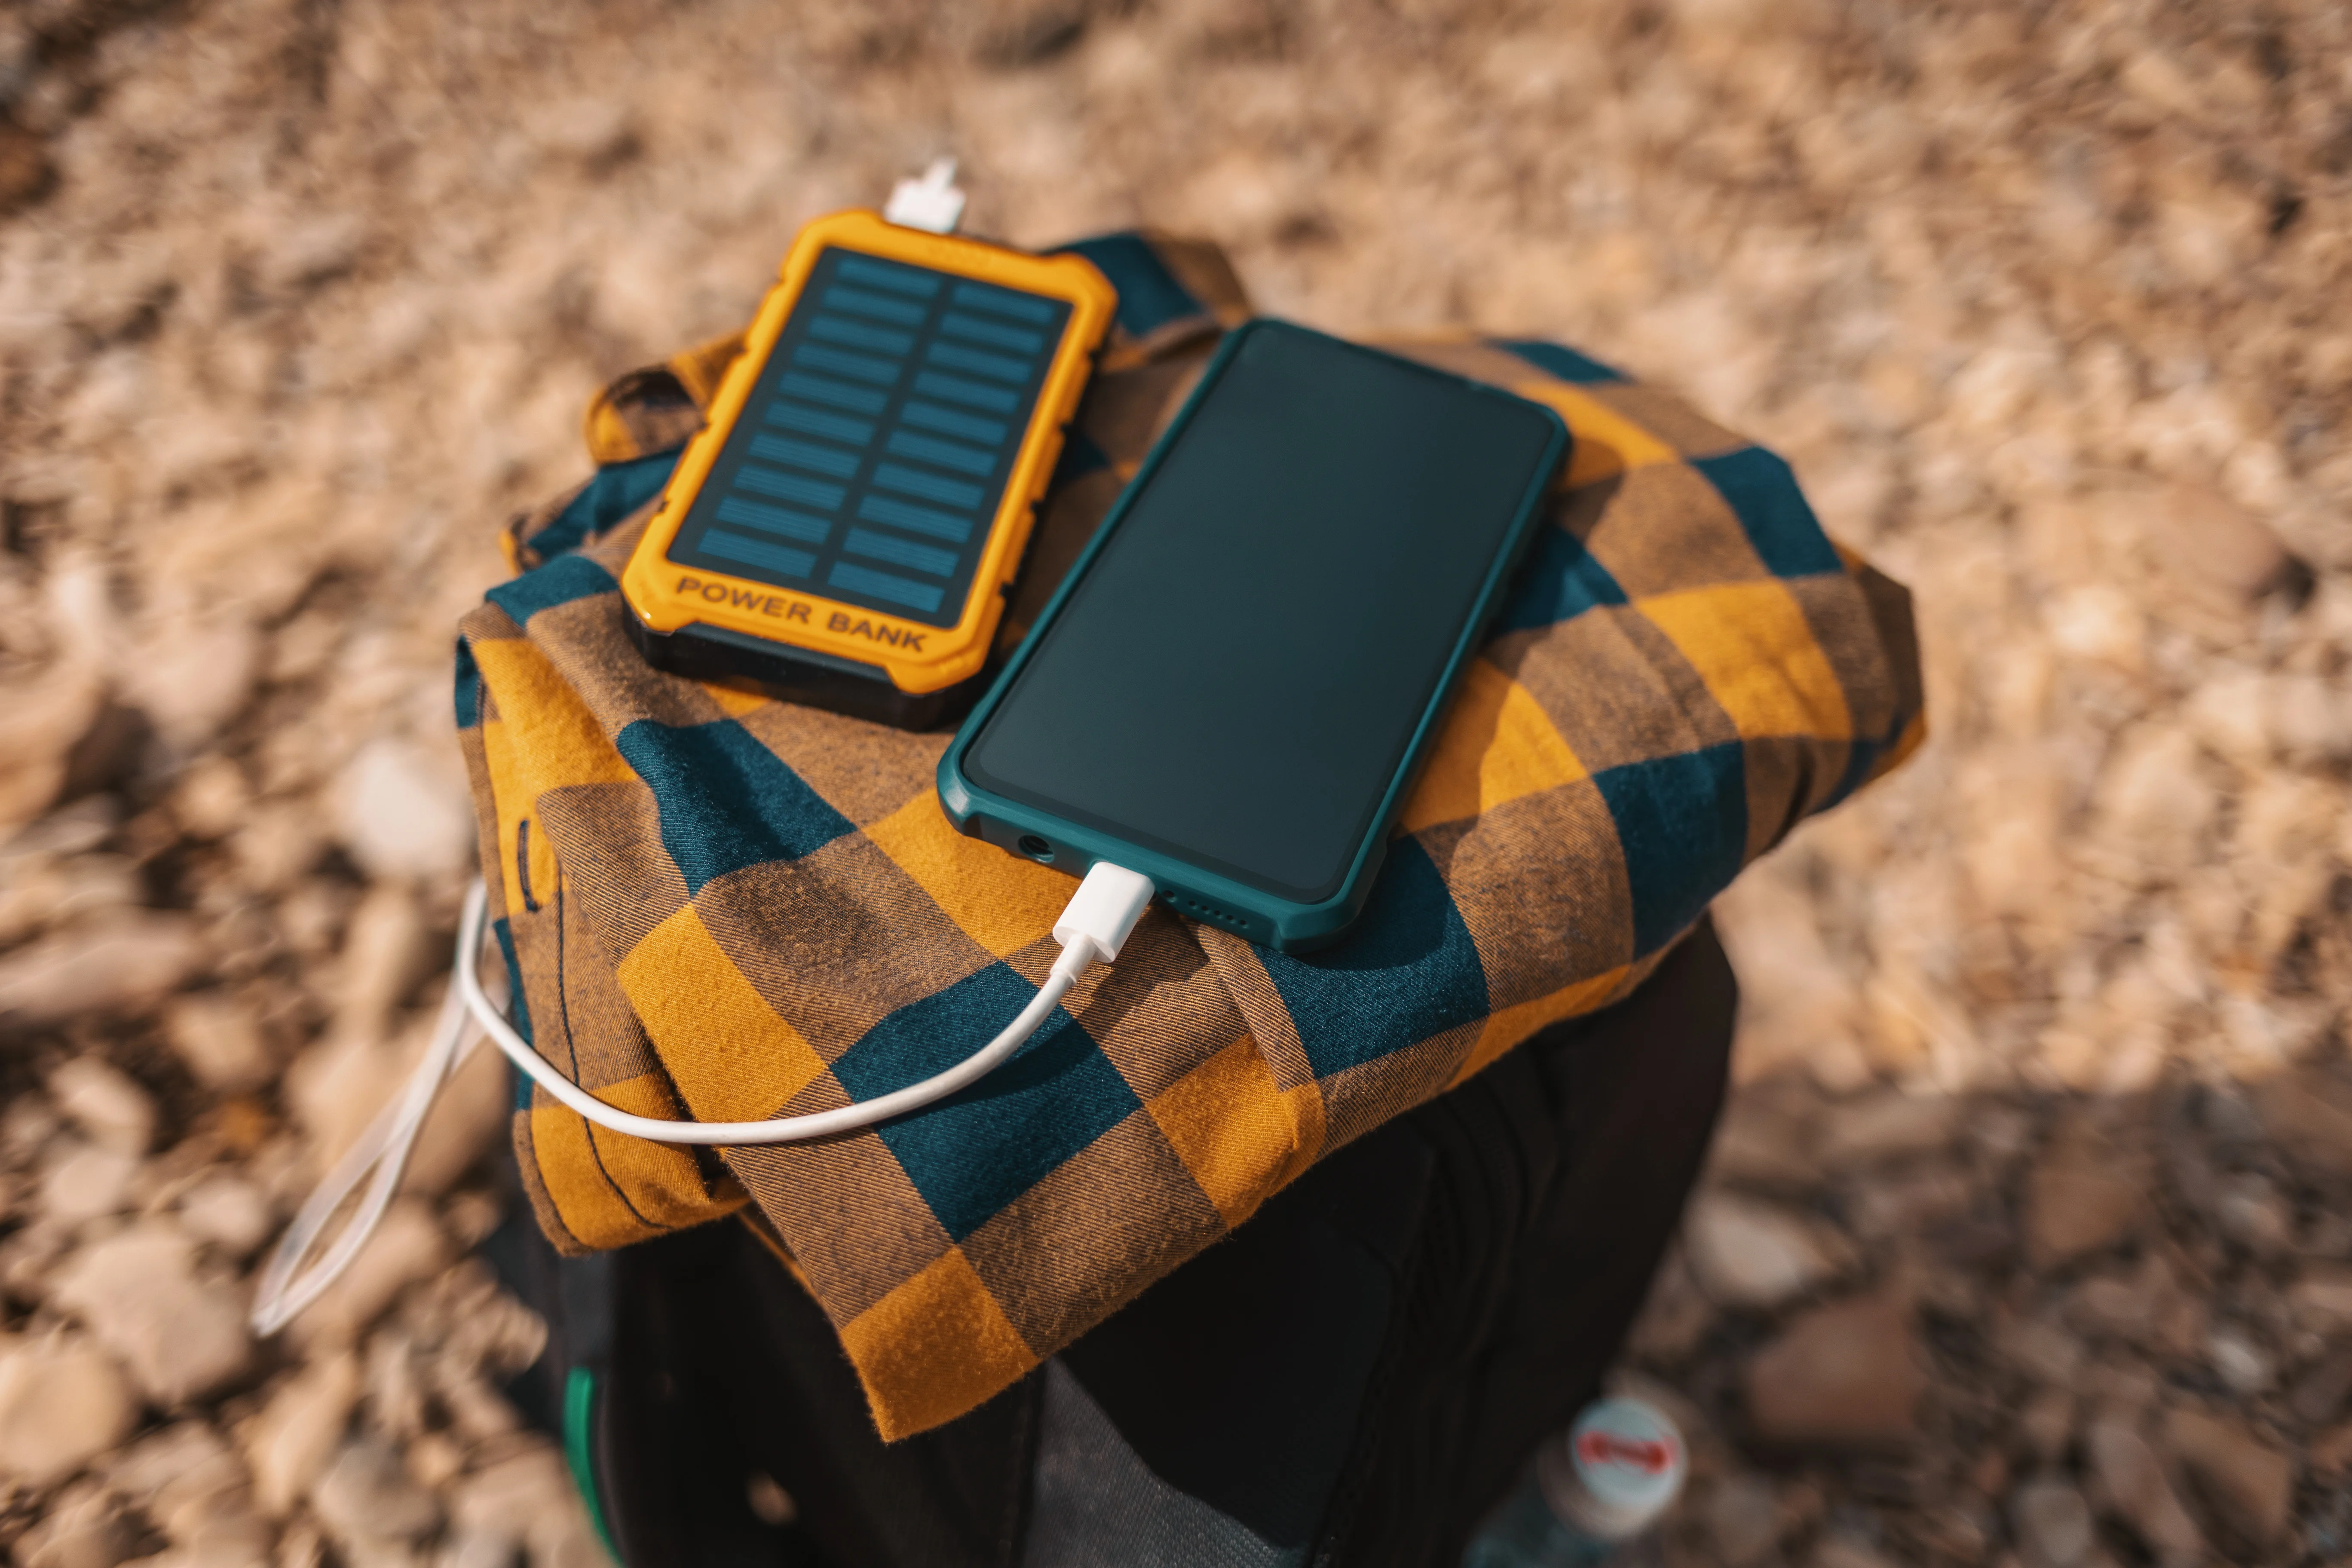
{"left": 622, "top": 211, "right": 1116, "bottom": 729}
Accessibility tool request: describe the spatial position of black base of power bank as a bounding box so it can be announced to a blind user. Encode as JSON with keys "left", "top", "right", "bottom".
{"left": 626, "top": 616, "right": 989, "bottom": 732}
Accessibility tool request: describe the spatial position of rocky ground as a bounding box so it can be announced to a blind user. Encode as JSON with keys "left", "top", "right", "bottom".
{"left": 1, "top": 0, "right": 2349, "bottom": 1564}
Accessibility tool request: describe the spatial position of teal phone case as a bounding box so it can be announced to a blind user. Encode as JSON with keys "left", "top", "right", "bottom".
{"left": 937, "top": 319, "right": 1570, "bottom": 952}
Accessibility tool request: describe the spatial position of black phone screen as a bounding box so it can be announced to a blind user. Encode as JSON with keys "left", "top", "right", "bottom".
{"left": 961, "top": 322, "right": 1564, "bottom": 904}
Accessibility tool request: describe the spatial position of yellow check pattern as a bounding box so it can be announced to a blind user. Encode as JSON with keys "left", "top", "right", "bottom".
{"left": 459, "top": 234, "right": 1923, "bottom": 1439}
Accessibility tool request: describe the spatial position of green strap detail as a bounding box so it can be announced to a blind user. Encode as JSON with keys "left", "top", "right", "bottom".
{"left": 563, "top": 1366, "right": 622, "bottom": 1564}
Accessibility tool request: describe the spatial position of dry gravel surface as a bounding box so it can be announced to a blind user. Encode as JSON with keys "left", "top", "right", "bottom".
{"left": 3, "top": 0, "right": 2351, "bottom": 1565}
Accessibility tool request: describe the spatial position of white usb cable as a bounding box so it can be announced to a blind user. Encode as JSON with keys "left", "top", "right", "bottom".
{"left": 883, "top": 156, "right": 966, "bottom": 234}
{"left": 256, "top": 158, "right": 1019, "bottom": 1332}
{"left": 254, "top": 861, "right": 1155, "bottom": 1332}
{"left": 458, "top": 862, "right": 1152, "bottom": 1143}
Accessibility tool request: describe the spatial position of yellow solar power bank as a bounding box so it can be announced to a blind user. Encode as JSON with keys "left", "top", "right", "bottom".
{"left": 620, "top": 209, "right": 1117, "bottom": 728}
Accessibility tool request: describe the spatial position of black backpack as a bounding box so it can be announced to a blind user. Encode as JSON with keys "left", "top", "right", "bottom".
{"left": 486, "top": 919, "right": 1735, "bottom": 1568}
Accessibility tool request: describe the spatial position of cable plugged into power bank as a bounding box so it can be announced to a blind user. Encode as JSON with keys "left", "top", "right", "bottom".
{"left": 253, "top": 861, "right": 1154, "bottom": 1333}
{"left": 883, "top": 156, "right": 966, "bottom": 234}
{"left": 454, "top": 861, "right": 1152, "bottom": 1145}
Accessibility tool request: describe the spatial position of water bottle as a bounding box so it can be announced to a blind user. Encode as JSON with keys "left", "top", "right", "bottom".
{"left": 1462, "top": 1396, "right": 1686, "bottom": 1567}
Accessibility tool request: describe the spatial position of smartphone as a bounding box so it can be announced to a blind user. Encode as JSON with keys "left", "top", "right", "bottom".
{"left": 937, "top": 319, "right": 1569, "bottom": 951}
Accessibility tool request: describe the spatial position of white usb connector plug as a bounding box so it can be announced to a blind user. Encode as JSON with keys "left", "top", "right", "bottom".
{"left": 1052, "top": 860, "right": 1157, "bottom": 965}
{"left": 883, "top": 157, "right": 967, "bottom": 235}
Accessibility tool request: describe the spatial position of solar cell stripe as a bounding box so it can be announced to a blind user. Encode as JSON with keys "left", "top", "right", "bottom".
{"left": 669, "top": 246, "right": 1073, "bottom": 630}
{"left": 952, "top": 280, "right": 1057, "bottom": 322}
{"left": 747, "top": 433, "right": 861, "bottom": 478}
{"left": 871, "top": 462, "right": 985, "bottom": 510}
{"left": 844, "top": 527, "right": 959, "bottom": 577}
{"left": 913, "top": 372, "right": 1019, "bottom": 413}
{"left": 807, "top": 315, "right": 916, "bottom": 355}
{"left": 939, "top": 312, "right": 1046, "bottom": 354}
{"left": 883, "top": 430, "right": 995, "bottom": 478}
{"left": 821, "top": 285, "right": 928, "bottom": 326}
{"left": 838, "top": 255, "right": 943, "bottom": 297}
{"left": 764, "top": 403, "right": 874, "bottom": 444}
{"left": 925, "top": 340, "right": 1032, "bottom": 383}
{"left": 793, "top": 344, "right": 905, "bottom": 385}
{"left": 735, "top": 464, "right": 845, "bottom": 511}
{"left": 775, "top": 372, "right": 888, "bottom": 415}
{"left": 828, "top": 562, "right": 946, "bottom": 612}
{"left": 703, "top": 531, "right": 816, "bottom": 578}
{"left": 899, "top": 401, "right": 1009, "bottom": 444}
{"left": 714, "top": 496, "right": 832, "bottom": 545}
{"left": 857, "top": 494, "right": 975, "bottom": 543}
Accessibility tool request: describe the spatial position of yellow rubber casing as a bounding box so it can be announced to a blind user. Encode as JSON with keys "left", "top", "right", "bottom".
{"left": 621, "top": 210, "right": 1116, "bottom": 697}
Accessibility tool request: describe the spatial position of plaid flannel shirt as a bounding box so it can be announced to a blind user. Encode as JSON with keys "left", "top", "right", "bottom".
{"left": 457, "top": 231, "right": 1923, "bottom": 1439}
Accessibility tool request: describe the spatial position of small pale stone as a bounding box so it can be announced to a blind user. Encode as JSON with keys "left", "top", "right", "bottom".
{"left": 169, "top": 755, "right": 252, "bottom": 840}
{"left": 435, "top": 1367, "right": 526, "bottom": 1445}
{"left": 436, "top": 1528, "right": 523, "bottom": 1568}
{"left": 405, "top": 1431, "right": 464, "bottom": 1491}
{"left": 2205, "top": 1326, "right": 2271, "bottom": 1394}
{"left": 1847, "top": 1164, "right": 1973, "bottom": 1240}
{"left": 331, "top": 883, "right": 434, "bottom": 1044}
{"left": 2130, "top": 480, "right": 2302, "bottom": 613}
{"left": 46, "top": 1058, "right": 156, "bottom": 1155}
{"left": 17, "top": 857, "right": 141, "bottom": 937}
{"left": 0, "top": 915, "right": 205, "bottom": 1029}
{"left": 2094, "top": 726, "right": 2214, "bottom": 867}
{"left": 245, "top": 1353, "right": 361, "bottom": 1516}
{"left": 334, "top": 739, "right": 475, "bottom": 884}
{"left": 116, "top": 612, "right": 258, "bottom": 754}
{"left": 50, "top": 1221, "right": 253, "bottom": 1404}
{"left": 1703, "top": 1473, "right": 1783, "bottom": 1567}
{"left": 285, "top": 1029, "right": 411, "bottom": 1175}
{"left": 2291, "top": 1346, "right": 2352, "bottom": 1426}
{"left": 1745, "top": 1290, "right": 1923, "bottom": 1448}
{"left": 2267, "top": 672, "right": 2351, "bottom": 764}
{"left": 1684, "top": 1192, "right": 1843, "bottom": 1309}
{"left": 2045, "top": 584, "right": 2144, "bottom": 671}
{"left": 2018, "top": 1389, "right": 2075, "bottom": 1461}
{"left": 2252, "top": 1069, "right": 2352, "bottom": 1179}
{"left": 162, "top": 995, "right": 273, "bottom": 1091}
{"left": 106, "top": 1419, "right": 259, "bottom": 1548}
{"left": 14, "top": 1478, "right": 135, "bottom": 1568}
{"left": 227, "top": 803, "right": 326, "bottom": 891}
{"left": 174, "top": 1173, "right": 273, "bottom": 1259}
{"left": 1818, "top": 1090, "right": 1956, "bottom": 1166}
{"left": 2076, "top": 1358, "right": 2161, "bottom": 1419}
{"left": 2289, "top": 1267, "right": 2352, "bottom": 1334}
{"left": 2211, "top": 1172, "right": 2291, "bottom": 1253}
{"left": 0, "top": 1333, "right": 138, "bottom": 1486}
{"left": 2086, "top": 1415, "right": 2203, "bottom": 1567}
{"left": 2023, "top": 1122, "right": 2146, "bottom": 1269}
{"left": 311, "top": 1435, "right": 441, "bottom": 1547}
{"left": 0, "top": 669, "right": 104, "bottom": 834}
{"left": 1809, "top": 1534, "right": 1899, "bottom": 1568}
{"left": 2182, "top": 669, "right": 2268, "bottom": 763}
{"left": 2067, "top": 1272, "right": 2153, "bottom": 1343}
{"left": 37, "top": 1141, "right": 139, "bottom": 1227}
{"left": 2164, "top": 1406, "right": 2293, "bottom": 1550}
{"left": 1996, "top": 1315, "right": 2085, "bottom": 1386}
{"left": 1705, "top": 1106, "right": 1821, "bottom": 1190}
{"left": 289, "top": 1199, "right": 450, "bottom": 1349}
{"left": 450, "top": 1440, "right": 600, "bottom": 1568}
{"left": 2010, "top": 1477, "right": 2094, "bottom": 1568}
